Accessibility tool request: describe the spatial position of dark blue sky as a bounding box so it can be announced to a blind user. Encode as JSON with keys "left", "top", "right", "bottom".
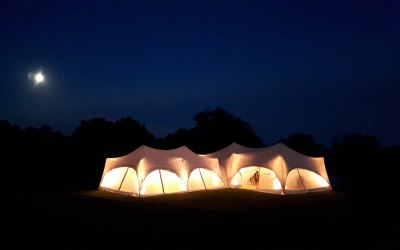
{"left": 1, "top": 0, "right": 399, "bottom": 147}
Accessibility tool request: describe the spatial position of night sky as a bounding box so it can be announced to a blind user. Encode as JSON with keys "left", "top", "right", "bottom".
{"left": 1, "top": 0, "right": 399, "bottom": 147}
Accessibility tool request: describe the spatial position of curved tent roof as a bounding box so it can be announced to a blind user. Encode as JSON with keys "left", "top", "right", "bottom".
{"left": 201, "top": 143, "right": 266, "bottom": 184}
{"left": 99, "top": 143, "right": 332, "bottom": 196}
{"left": 100, "top": 145, "right": 221, "bottom": 188}
{"left": 223, "top": 143, "right": 331, "bottom": 193}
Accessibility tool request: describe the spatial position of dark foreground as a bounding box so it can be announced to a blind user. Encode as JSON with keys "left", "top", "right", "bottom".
{"left": 7, "top": 189, "right": 398, "bottom": 249}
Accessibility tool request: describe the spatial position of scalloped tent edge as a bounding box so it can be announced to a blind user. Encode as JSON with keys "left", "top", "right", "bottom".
{"left": 99, "top": 143, "right": 331, "bottom": 197}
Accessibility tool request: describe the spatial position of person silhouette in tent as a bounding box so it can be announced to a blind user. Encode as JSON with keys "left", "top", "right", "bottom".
{"left": 255, "top": 170, "right": 259, "bottom": 184}
{"left": 249, "top": 170, "right": 259, "bottom": 185}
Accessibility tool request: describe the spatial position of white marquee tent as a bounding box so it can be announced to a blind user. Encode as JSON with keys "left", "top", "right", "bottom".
{"left": 99, "top": 143, "right": 331, "bottom": 196}
{"left": 203, "top": 143, "right": 331, "bottom": 194}
{"left": 99, "top": 145, "right": 225, "bottom": 196}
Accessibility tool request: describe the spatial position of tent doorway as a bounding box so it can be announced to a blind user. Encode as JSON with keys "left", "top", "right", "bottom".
{"left": 229, "top": 166, "right": 283, "bottom": 194}
{"left": 285, "top": 168, "right": 330, "bottom": 194}
{"left": 99, "top": 166, "right": 138, "bottom": 195}
{"left": 187, "top": 168, "right": 225, "bottom": 191}
{"left": 140, "top": 169, "right": 187, "bottom": 196}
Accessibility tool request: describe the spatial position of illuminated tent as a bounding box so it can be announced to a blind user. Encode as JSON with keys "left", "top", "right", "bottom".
{"left": 205, "top": 143, "right": 331, "bottom": 194}
{"left": 201, "top": 143, "right": 266, "bottom": 185}
{"left": 99, "top": 145, "right": 225, "bottom": 196}
{"left": 99, "top": 143, "right": 331, "bottom": 197}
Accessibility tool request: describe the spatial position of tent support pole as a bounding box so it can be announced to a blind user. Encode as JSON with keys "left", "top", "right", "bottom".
{"left": 227, "top": 156, "right": 234, "bottom": 186}
{"left": 159, "top": 169, "right": 165, "bottom": 194}
{"left": 199, "top": 168, "right": 207, "bottom": 190}
{"left": 118, "top": 167, "right": 130, "bottom": 191}
{"left": 280, "top": 156, "right": 285, "bottom": 194}
{"left": 297, "top": 168, "right": 306, "bottom": 190}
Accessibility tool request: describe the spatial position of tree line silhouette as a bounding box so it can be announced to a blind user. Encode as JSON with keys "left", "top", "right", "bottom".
{"left": 1, "top": 107, "right": 398, "bottom": 196}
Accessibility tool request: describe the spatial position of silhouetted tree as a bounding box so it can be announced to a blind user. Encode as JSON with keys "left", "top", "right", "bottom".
{"left": 5, "top": 124, "right": 69, "bottom": 191}
{"left": 72, "top": 117, "right": 115, "bottom": 153}
{"left": 114, "top": 117, "right": 156, "bottom": 154}
{"left": 327, "top": 133, "right": 380, "bottom": 194}
{"left": 4, "top": 112, "right": 397, "bottom": 196}
{"left": 164, "top": 107, "right": 264, "bottom": 153}
{"left": 0, "top": 120, "right": 23, "bottom": 145}
{"left": 0, "top": 120, "right": 23, "bottom": 190}
{"left": 71, "top": 118, "right": 117, "bottom": 189}
{"left": 71, "top": 117, "right": 156, "bottom": 190}
{"left": 161, "top": 128, "right": 191, "bottom": 149}
{"left": 280, "top": 133, "right": 328, "bottom": 157}
{"left": 379, "top": 145, "right": 400, "bottom": 198}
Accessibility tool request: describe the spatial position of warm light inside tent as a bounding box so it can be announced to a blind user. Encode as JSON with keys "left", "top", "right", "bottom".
{"left": 229, "top": 166, "right": 282, "bottom": 194}
{"left": 160, "top": 170, "right": 186, "bottom": 194}
{"left": 230, "top": 173, "right": 242, "bottom": 186}
{"left": 313, "top": 174, "right": 330, "bottom": 187}
{"left": 119, "top": 168, "right": 138, "bottom": 193}
{"left": 285, "top": 168, "right": 330, "bottom": 191}
{"left": 140, "top": 170, "right": 162, "bottom": 196}
{"left": 258, "top": 168, "right": 282, "bottom": 191}
{"left": 100, "top": 167, "right": 126, "bottom": 189}
{"left": 273, "top": 179, "right": 282, "bottom": 190}
{"left": 140, "top": 186, "right": 146, "bottom": 196}
{"left": 181, "top": 176, "right": 188, "bottom": 191}
{"left": 100, "top": 167, "right": 139, "bottom": 195}
{"left": 212, "top": 175, "right": 220, "bottom": 186}
{"left": 231, "top": 179, "right": 239, "bottom": 186}
{"left": 137, "top": 159, "right": 147, "bottom": 183}
{"left": 101, "top": 169, "right": 118, "bottom": 188}
{"left": 187, "top": 168, "right": 224, "bottom": 191}
{"left": 200, "top": 168, "right": 224, "bottom": 188}
{"left": 180, "top": 166, "right": 188, "bottom": 180}
{"left": 187, "top": 168, "right": 206, "bottom": 191}
{"left": 229, "top": 166, "right": 260, "bottom": 188}
{"left": 140, "top": 169, "right": 186, "bottom": 196}
{"left": 180, "top": 183, "right": 187, "bottom": 191}
{"left": 99, "top": 144, "right": 332, "bottom": 197}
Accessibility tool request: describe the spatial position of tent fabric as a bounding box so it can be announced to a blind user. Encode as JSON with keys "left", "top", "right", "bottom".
{"left": 99, "top": 145, "right": 223, "bottom": 196}
{"left": 200, "top": 143, "right": 266, "bottom": 185}
{"left": 229, "top": 166, "right": 283, "bottom": 194}
{"left": 213, "top": 143, "right": 331, "bottom": 194}
{"left": 99, "top": 143, "right": 332, "bottom": 196}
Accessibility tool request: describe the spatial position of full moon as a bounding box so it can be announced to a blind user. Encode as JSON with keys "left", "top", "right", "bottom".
{"left": 34, "top": 71, "right": 45, "bottom": 85}
{"left": 35, "top": 72, "right": 44, "bottom": 83}
{"left": 28, "top": 70, "right": 46, "bottom": 85}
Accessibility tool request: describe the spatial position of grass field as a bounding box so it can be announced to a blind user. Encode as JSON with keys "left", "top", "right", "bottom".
{"left": 8, "top": 188, "right": 397, "bottom": 249}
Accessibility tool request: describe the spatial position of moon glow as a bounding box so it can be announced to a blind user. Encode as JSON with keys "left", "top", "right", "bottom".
{"left": 28, "top": 70, "right": 46, "bottom": 86}
{"left": 34, "top": 72, "right": 45, "bottom": 84}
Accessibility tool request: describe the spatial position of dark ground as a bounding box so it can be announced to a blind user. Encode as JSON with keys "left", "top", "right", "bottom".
{"left": 7, "top": 189, "right": 398, "bottom": 249}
